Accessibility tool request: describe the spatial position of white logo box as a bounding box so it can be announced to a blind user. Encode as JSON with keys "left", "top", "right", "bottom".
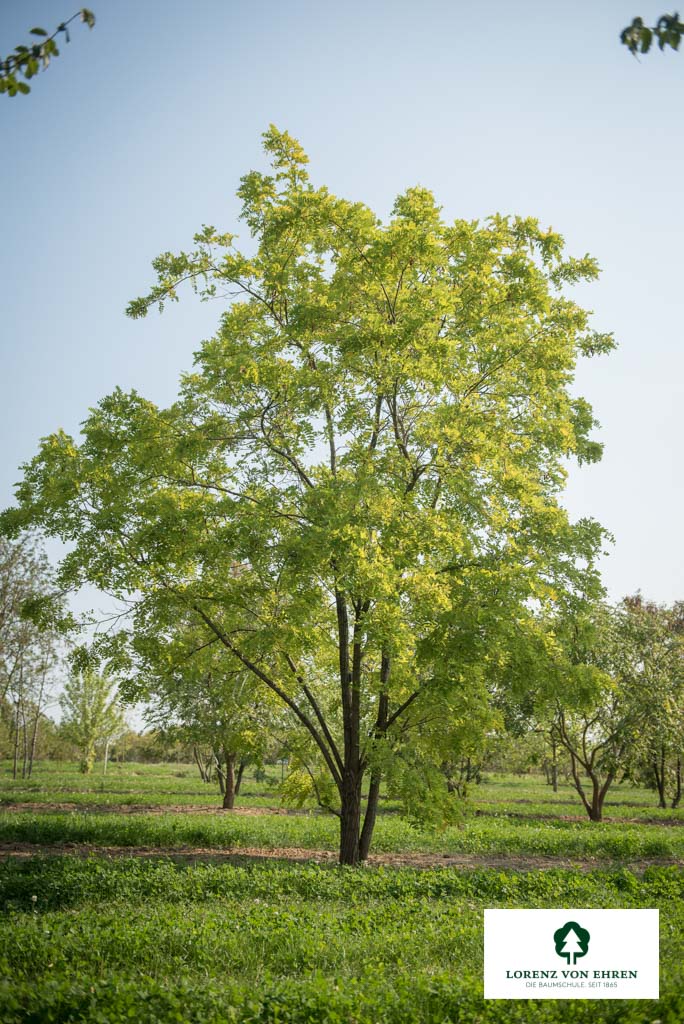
{"left": 484, "top": 909, "right": 659, "bottom": 1000}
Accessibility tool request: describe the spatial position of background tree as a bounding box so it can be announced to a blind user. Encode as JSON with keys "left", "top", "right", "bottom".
{"left": 543, "top": 601, "right": 677, "bottom": 821}
{"left": 6, "top": 629, "right": 57, "bottom": 780}
{"left": 0, "top": 535, "right": 63, "bottom": 776}
{"left": 620, "top": 595, "right": 684, "bottom": 808}
{"left": 119, "top": 615, "right": 279, "bottom": 808}
{"left": 3, "top": 127, "right": 613, "bottom": 864}
{"left": 59, "top": 666, "right": 125, "bottom": 774}
{"left": 1, "top": 535, "right": 51, "bottom": 701}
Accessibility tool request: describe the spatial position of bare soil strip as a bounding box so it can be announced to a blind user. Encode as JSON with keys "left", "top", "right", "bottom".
{"left": 0, "top": 841, "right": 680, "bottom": 872}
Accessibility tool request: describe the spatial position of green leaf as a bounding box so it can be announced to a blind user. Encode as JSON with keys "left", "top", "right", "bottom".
{"left": 16, "top": 81, "right": 30, "bottom": 94}
{"left": 29, "top": 28, "right": 48, "bottom": 37}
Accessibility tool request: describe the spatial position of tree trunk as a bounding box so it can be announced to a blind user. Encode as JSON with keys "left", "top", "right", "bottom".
{"left": 551, "top": 735, "right": 558, "bottom": 793}
{"left": 28, "top": 712, "right": 40, "bottom": 779}
{"left": 672, "top": 757, "right": 682, "bottom": 810}
{"left": 234, "top": 758, "right": 246, "bottom": 796}
{"left": 569, "top": 753, "right": 605, "bottom": 821}
{"left": 359, "top": 774, "right": 380, "bottom": 862}
{"left": 12, "top": 702, "right": 20, "bottom": 780}
{"left": 193, "top": 745, "right": 209, "bottom": 783}
{"left": 357, "top": 663, "right": 389, "bottom": 862}
{"left": 587, "top": 769, "right": 615, "bottom": 822}
{"left": 339, "top": 767, "right": 362, "bottom": 865}
{"left": 653, "top": 747, "right": 667, "bottom": 808}
{"left": 588, "top": 779, "right": 603, "bottom": 822}
{"left": 213, "top": 748, "right": 226, "bottom": 796}
{"left": 335, "top": 590, "right": 365, "bottom": 865}
{"left": 222, "top": 749, "right": 236, "bottom": 810}
{"left": 21, "top": 704, "right": 29, "bottom": 780}
{"left": 80, "top": 739, "right": 95, "bottom": 773}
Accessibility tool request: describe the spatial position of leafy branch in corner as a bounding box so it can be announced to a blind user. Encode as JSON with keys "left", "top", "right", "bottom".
{"left": 1, "top": 9, "right": 95, "bottom": 97}
{"left": 621, "top": 12, "right": 684, "bottom": 55}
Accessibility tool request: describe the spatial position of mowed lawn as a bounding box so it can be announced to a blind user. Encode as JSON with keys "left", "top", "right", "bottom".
{"left": 1, "top": 763, "right": 683, "bottom": 1023}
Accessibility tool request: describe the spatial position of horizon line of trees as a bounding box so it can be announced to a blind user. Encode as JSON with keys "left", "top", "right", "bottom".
{"left": 2, "top": 528, "right": 681, "bottom": 820}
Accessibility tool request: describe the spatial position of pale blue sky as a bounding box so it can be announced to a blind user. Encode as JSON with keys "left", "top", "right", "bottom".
{"left": 2, "top": 0, "right": 683, "bottom": 607}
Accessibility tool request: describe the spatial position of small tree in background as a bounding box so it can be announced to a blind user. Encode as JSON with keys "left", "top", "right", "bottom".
{"left": 0, "top": 535, "right": 65, "bottom": 777}
{"left": 60, "top": 667, "right": 124, "bottom": 773}
{"left": 543, "top": 599, "right": 684, "bottom": 822}
{"left": 620, "top": 595, "right": 684, "bottom": 809}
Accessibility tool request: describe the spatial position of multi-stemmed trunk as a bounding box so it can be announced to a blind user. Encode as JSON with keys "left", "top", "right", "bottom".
{"left": 336, "top": 592, "right": 389, "bottom": 864}
{"left": 196, "top": 592, "right": 393, "bottom": 864}
{"left": 569, "top": 753, "right": 614, "bottom": 822}
{"left": 553, "top": 713, "right": 621, "bottom": 823}
{"left": 339, "top": 767, "right": 384, "bottom": 865}
{"left": 193, "top": 745, "right": 213, "bottom": 783}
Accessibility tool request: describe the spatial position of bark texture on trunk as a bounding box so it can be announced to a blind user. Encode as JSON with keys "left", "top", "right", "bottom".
{"left": 359, "top": 775, "right": 380, "bottom": 862}
{"left": 339, "top": 769, "right": 362, "bottom": 865}
{"left": 653, "top": 747, "right": 667, "bottom": 809}
{"left": 235, "top": 759, "right": 246, "bottom": 797}
{"left": 222, "top": 750, "right": 236, "bottom": 810}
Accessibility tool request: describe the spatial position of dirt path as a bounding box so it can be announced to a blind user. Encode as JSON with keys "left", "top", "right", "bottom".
{"left": 0, "top": 840, "right": 680, "bottom": 872}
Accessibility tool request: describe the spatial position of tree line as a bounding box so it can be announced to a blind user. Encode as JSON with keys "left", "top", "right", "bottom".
{"left": 1, "top": 537, "right": 681, "bottom": 820}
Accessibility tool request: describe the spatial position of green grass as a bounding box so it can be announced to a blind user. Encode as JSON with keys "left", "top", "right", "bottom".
{"left": 3, "top": 762, "right": 683, "bottom": 822}
{"left": 1, "top": 857, "right": 683, "bottom": 1023}
{"left": 1, "top": 808, "right": 682, "bottom": 861}
{"left": 0, "top": 760, "right": 285, "bottom": 809}
{"left": 1, "top": 762, "right": 683, "bottom": 1022}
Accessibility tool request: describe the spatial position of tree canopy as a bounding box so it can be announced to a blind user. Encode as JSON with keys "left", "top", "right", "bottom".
{"left": 1, "top": 126, "right": 614, "bottom": 863}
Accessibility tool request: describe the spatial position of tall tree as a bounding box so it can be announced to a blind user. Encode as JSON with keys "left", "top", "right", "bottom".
{"left": 2, "top": 127, "right": 612, "bottom": 863}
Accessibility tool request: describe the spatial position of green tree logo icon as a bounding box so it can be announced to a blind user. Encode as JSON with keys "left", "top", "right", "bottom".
{"left": 553, "top": 921, "right": 590, "bottom": 965}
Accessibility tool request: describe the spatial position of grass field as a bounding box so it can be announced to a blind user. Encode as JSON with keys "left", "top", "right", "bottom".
{"left": 1, "top": 762, "right": 682, "bottom": 1023}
